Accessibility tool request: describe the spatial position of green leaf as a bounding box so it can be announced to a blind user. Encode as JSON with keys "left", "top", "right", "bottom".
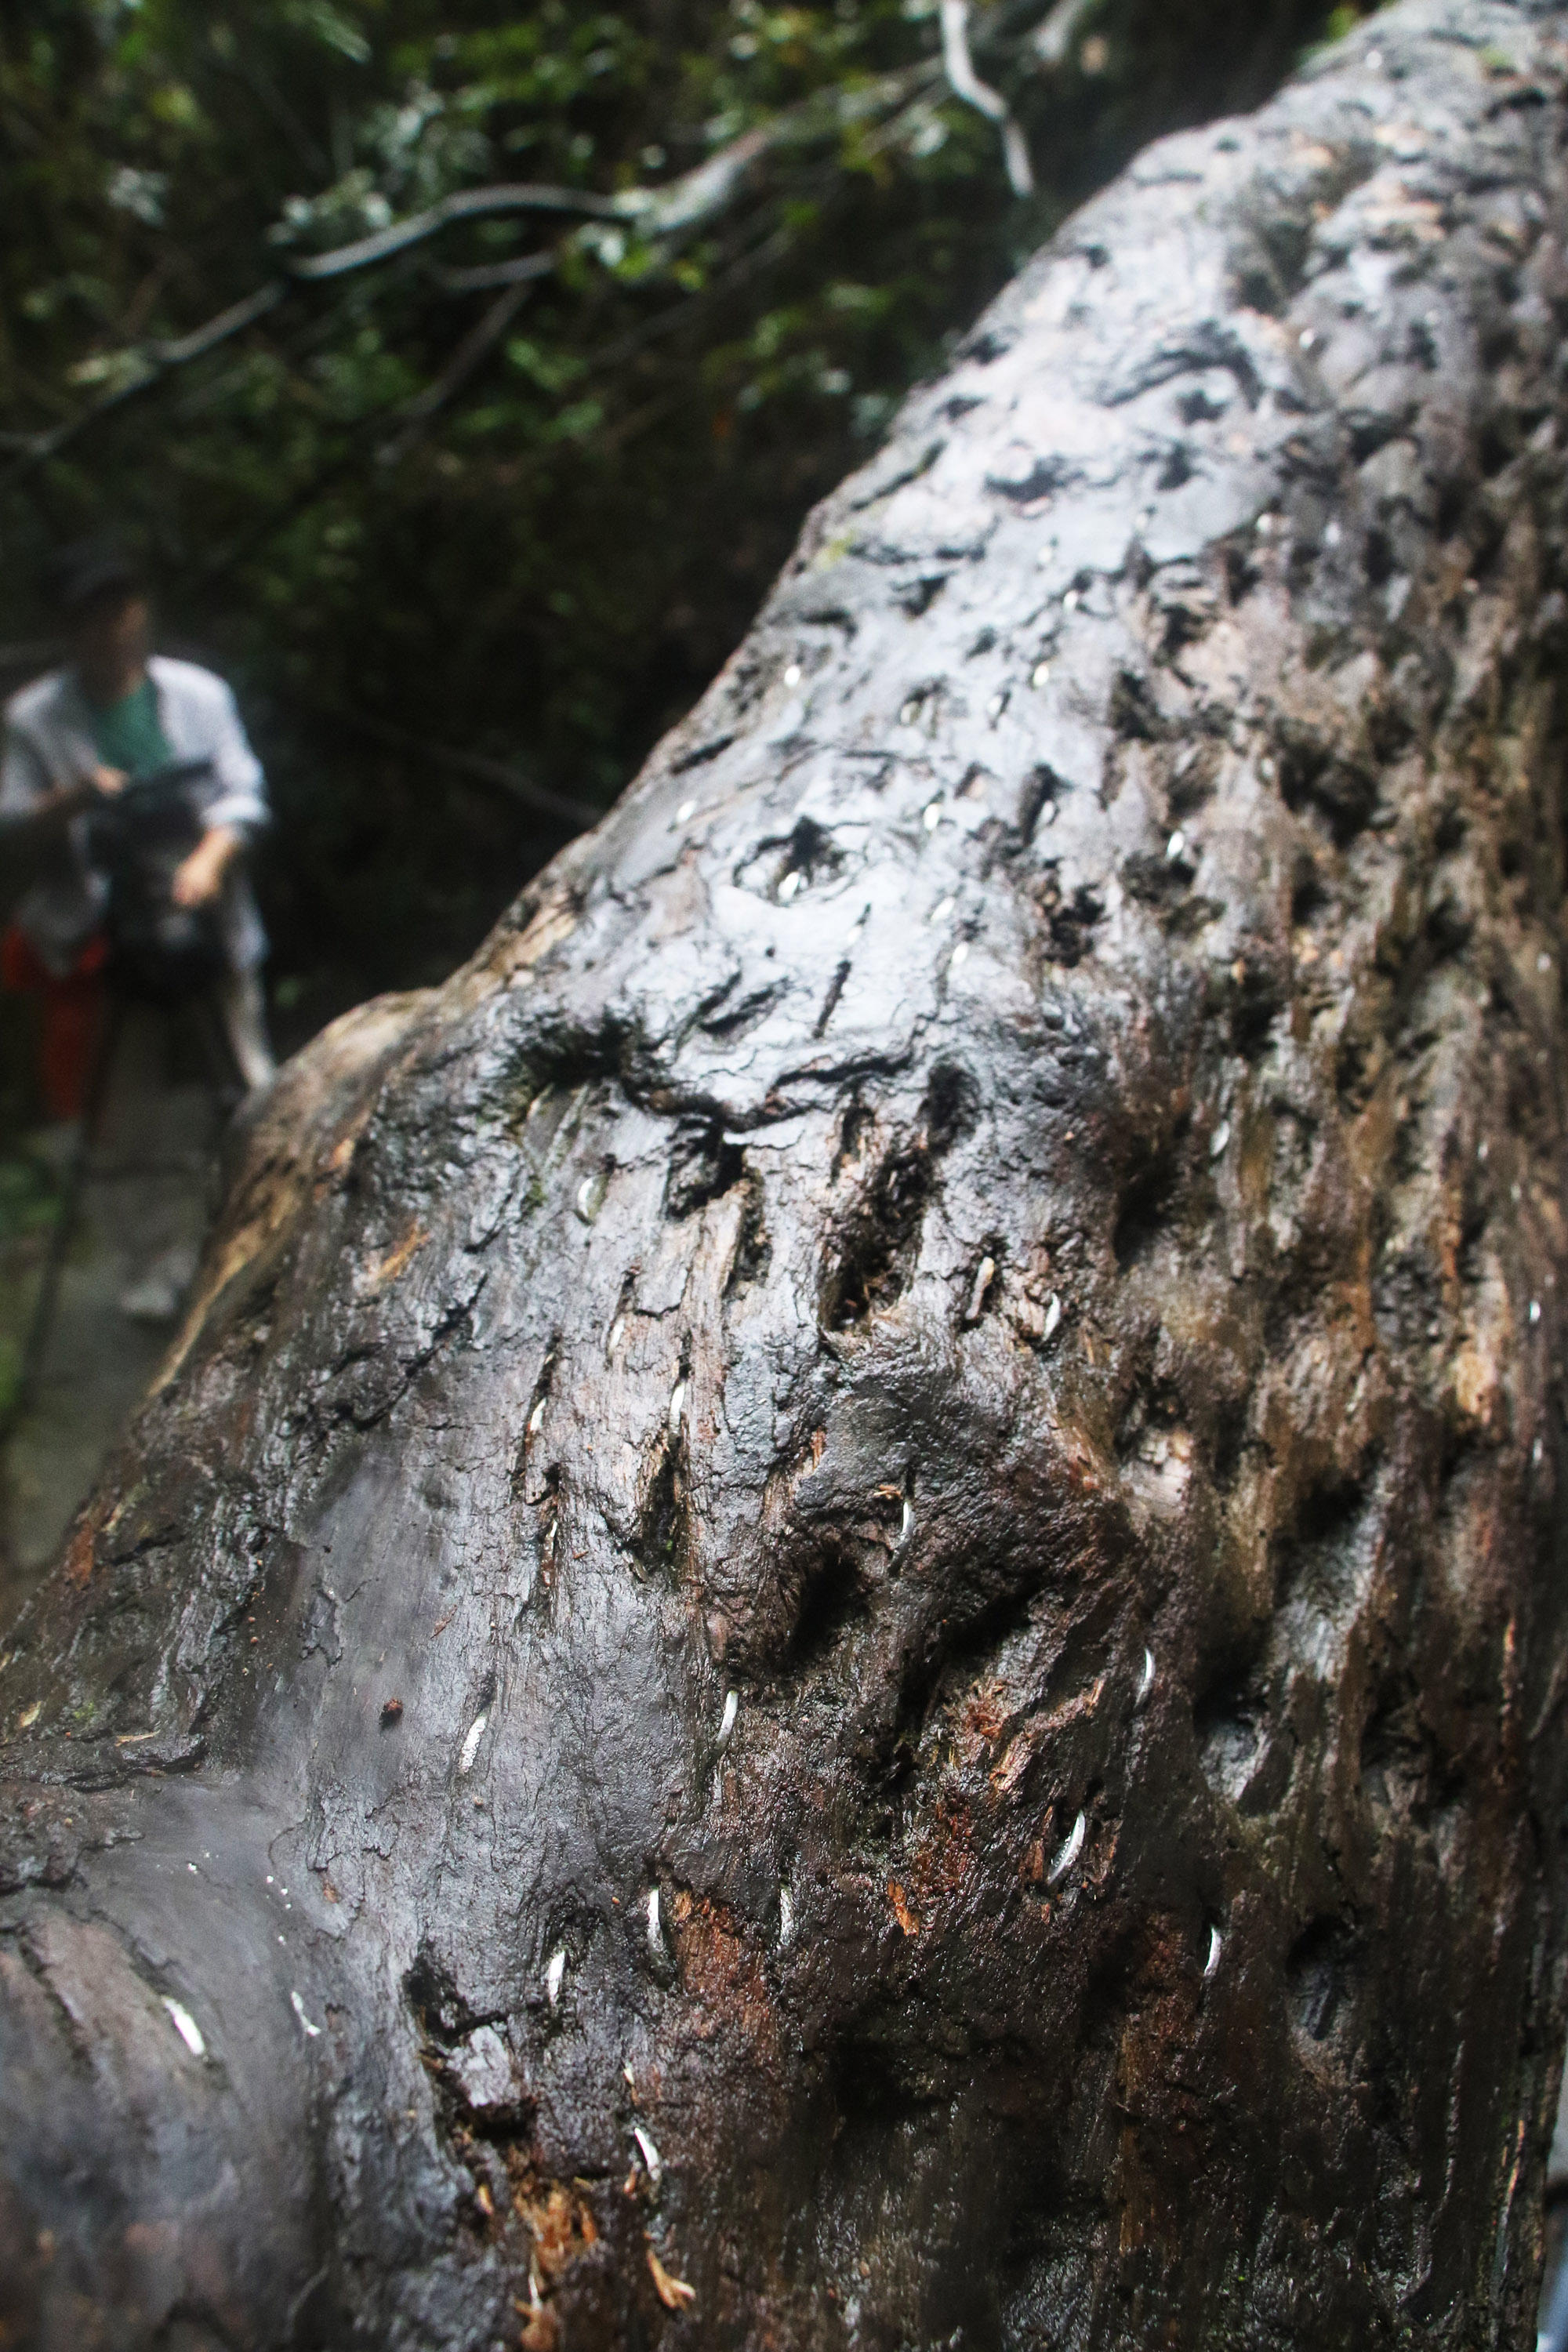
{"left": 281, "top": 0, "right": 372, "bottom": 66}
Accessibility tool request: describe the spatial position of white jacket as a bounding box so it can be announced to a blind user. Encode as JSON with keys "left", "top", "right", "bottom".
{"left": 1, "top": 655, "right": 270, "bottom": 975}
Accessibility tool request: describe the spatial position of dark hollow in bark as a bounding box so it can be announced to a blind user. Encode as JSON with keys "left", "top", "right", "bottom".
{"left": 7, "top": 3, "right": 1568, "bottom": 2344}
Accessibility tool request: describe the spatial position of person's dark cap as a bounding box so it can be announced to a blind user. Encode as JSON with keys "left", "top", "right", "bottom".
{"left": 45, "top": 537, "right": 147, "bottom": 621}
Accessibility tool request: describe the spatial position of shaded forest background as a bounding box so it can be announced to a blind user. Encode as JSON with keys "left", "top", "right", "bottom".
{"left": 2, "top": 0, "right": 1371, "bottom": 1073}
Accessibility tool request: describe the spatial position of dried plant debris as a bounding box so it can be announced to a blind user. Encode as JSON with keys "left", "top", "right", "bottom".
{"left": 647, "top": 2245, "right": 697, "bottom": 2311}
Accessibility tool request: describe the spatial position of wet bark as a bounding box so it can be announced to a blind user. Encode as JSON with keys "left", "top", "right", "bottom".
{"left": 7, "top": 3, "right": 1568, "bottom": 2344}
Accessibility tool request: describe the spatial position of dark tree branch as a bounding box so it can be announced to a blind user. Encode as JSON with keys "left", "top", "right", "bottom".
{"left": 376, "top": 278, "right": 541, "bottom": 466}
{"left": 308, "top": 702, "right": 603, "bottom": 832}
{"left": 428, "top": 250, "right": 560, "bottom": 297}
{"left": 2, "top": 282, "right": 289, "bottom": 475}
{"left": 1, "top": 66, "right": 948, "bottom": 483}
{"left": 284, "top": 181, "right": 629, "bottom": 281}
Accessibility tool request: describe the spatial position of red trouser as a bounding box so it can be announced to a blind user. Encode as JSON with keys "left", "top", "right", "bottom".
{"left": 0, "top": 924, "right": 109, "bottom": 1122}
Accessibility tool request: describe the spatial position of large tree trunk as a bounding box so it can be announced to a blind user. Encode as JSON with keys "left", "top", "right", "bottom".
{"left": 7, "top": 3, "right": 1568, "bottom": 2343}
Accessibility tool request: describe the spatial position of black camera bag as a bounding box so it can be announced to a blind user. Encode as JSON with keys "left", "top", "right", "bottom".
{"left": 86, "top": 757, "right": 227, "bottom": 1005}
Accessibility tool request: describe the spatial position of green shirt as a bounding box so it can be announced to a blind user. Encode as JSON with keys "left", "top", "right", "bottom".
{"left": 85, "top": 676, "right": 171, "bottom": 779}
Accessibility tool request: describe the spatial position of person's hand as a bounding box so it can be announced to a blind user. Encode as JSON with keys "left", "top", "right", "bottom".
{"left": 56, "top": 764, "right": 125, "bottom": 815}
{"left": 171, "top": 826, "right": 239, "bottom": 909}
{"left": 171, "top": 840, "right": 225, "bottom": 909}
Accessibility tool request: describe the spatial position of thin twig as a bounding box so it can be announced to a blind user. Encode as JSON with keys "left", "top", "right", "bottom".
{"left": 169, "top": 285, "right": 369, "bottom": 426}
{"left": 2, "top": 283, "right": 288, "bottom": 476}
{"left": 619, "top": 129, "right": 774, "bottom": 238}
{"left": 430, "top": 250, "right": 559, "bottom": 297}
{"left": 1032, "top": 0, "right": 1100, "bottom": 66}
{"left": 292, "top": 86, "right": 889, "bottom": 278}
{"left": 584, "top": 222, "right": 795, "bottom": 373}
{"left": 287, "top": 181, "right": 626, "bottom": 281}
{"left": 214, "top": 47, "right": 332, "bottom": 178}
{"left": 940, "top": 0, "right": 1034, "bottom": 196}
{"left": 314, "top": 703, "right": 601, "bottom": 832}
{"left": 377, "top": 277, "right": 539, "bottom": 465}
{"left": 156, "top": 282, "right": 292, "bottom": 365}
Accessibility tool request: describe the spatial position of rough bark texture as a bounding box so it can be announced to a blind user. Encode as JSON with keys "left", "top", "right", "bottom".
{"left": 7, "top": 4, "right": 1568, "bottom": 2345}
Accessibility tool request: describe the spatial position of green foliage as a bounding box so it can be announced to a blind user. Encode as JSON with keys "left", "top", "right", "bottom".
{"left": 1, "top": 0, "right": 1352, "bottom": 1025}
{"left": 0, "top": 1155, "right": 60, "bottom": 1245}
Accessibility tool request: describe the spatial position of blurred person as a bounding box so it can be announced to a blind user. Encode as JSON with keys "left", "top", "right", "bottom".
{"left": 0, "top": 541, "right": 275, "bottom": 1120}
